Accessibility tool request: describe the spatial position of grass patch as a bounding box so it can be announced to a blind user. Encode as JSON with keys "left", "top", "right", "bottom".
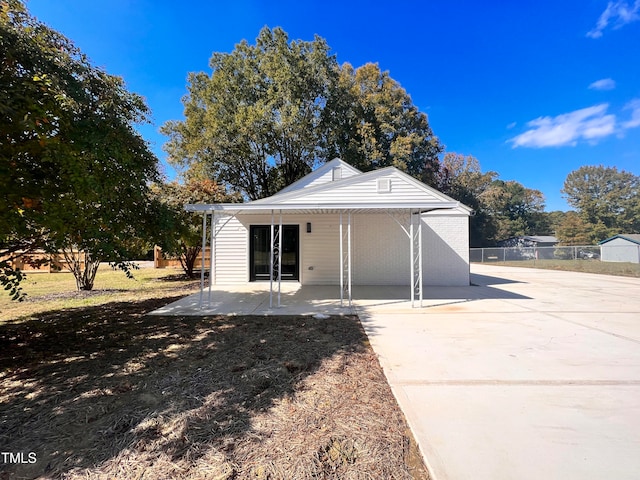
{"left": 0, "top": 266, "right": 200, "bottom": 323}
{"left": 0, "top": 268, "right": 428, "bottom": 479}
{"left": 474, "top": 259, "right": 640, "bottom": 277}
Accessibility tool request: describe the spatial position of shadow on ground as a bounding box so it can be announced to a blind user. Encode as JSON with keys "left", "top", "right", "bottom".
{"left": 0, "top": 295, "right": 368, "bottom": 478}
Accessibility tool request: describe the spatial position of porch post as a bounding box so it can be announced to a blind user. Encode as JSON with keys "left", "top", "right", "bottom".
{"left": 208, "top": 211, "right": 215, "bottom": 307}
{"left": 199, "top": 212, "right": 208, "bottom": 309}
{"left": 418, "top": 210, "right": 423, "bottom": 307}
{"left": 269, "top": 210, "right": 274, "bottom": 308}
{"left": 339, "top": 211, "right": 344, "bottom": 306}
{"left": 347, "top": 211, "right": 352, "bottom": 307}
{"left": 278, "top": 209, "right": 282, "bottom": 307}
{"left": 410, "top": 209, "right": 415, "bottom": 307}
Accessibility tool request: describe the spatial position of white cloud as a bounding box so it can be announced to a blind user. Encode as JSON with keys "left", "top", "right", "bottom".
{"left": 622, "top": 98, "right": 640, "bottom": 128}
{"left": 506, "top": 121, "right": 517, "bottom": 129}
{"left": 588, "top": 78, "right": 616, "bottom": 90}
{"left": 510, "top": 104, "right": 615, "bottom": 148}
{"left": 510, "top": 100, "right": 640, "bottom": 148}
{"left": 587, "top": 0, "right": 640, "bottom": 38}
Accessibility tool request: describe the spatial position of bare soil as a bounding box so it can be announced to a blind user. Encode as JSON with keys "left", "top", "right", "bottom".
{"left": 0, "top": 293, "right": 429, "bottom": 479}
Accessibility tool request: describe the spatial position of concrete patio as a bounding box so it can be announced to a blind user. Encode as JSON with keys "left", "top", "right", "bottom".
{"left": 150, "top": 265, "right": 640, "bottom": 480}
{"left": 149, "top": 279, "right": 527, "bottom": 317}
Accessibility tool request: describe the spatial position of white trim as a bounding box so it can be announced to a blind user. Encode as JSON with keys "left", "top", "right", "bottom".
{"left": 186, "top": 201, "right": 462, "bottom": 213}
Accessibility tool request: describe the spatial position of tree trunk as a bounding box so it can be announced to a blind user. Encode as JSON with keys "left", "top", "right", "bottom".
{"left": 62, "top": 248, "right": 101, "bottom": 291}
{"left": 179, "top": 243, "right": 201, "bottom": 278}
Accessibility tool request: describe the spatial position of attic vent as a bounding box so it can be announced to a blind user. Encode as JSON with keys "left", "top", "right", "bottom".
{"left": 377, "top": 178, "right": 391, "bottom": 193}
{"left": 332, "top": 167, "right": 342, "bottom": 181}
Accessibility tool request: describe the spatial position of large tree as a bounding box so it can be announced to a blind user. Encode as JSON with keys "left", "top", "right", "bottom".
{"left": 480, "top": 179, "right": 547, "bottom": 242}
{"left": 1, "top": 0, "right": 167, "bottom": 294}
{"left": 162, "top": 27, "right": 337, "bottom": 200}
{"left": 436, "top": 153, "right": 497, "bottom": 246}
{"left": 561, "top": 165, "right": 640, "bottom": 243}
{"left": 322, "top": 62, "right": 443, "bottom": 185}
{"left": 152, "top": 179, "right": 241, "bottom": 278}
{"left": 162, "top": 28, "right": 443, "bottom": 198}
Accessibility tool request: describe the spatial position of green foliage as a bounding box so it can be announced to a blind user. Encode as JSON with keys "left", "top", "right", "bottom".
{"left": 1, "top": 0, "right": 166, "bottom": 293}
{"left": 560, "top": 165, "right": 640, "bottom": 243}
{"left": 437, "top": 153, "right": 546, "bottom": 246}
{"left": 162, "top": 28, "right": 443, "bottom": 198}
{"left": 322, "top": 63, "right": 443, "bottom": 185}
{"left": 163, "top": 27, "right": 337, "bottom": 200}
{"left": 152, "top": 179, "right": 241, "bottom": 277}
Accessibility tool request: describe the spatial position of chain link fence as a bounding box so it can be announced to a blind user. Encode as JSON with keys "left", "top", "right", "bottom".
{"left": 470, "top": 245, "right": 640, "bottom": 264}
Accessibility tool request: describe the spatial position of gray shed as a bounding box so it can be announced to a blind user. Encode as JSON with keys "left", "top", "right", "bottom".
{"left": 598, "top": 234, "right": 640, "bottom": 263}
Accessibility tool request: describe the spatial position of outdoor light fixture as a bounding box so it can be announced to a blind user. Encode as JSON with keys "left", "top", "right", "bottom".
{"left": 306, "top": 222, "right": 312, "bottom": 233}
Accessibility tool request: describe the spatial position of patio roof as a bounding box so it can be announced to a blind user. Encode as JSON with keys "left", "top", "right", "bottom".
{"left": 184, "top": 201, "right": 464, "bottom": 215}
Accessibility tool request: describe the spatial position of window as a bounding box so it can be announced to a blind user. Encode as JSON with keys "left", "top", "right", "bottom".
{"left": 332, "top": 167, "right": 342, "bottom": 181}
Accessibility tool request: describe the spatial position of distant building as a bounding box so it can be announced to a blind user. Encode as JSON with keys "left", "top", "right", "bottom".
{"left": 496, "top": 236, "right": 559, "bottom": 248}
{"left": 598, "top": 234, "right": 640, "bottom": 263}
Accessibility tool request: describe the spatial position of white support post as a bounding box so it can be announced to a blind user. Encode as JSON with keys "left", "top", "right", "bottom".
{"left": 269, "top": 210, "right": 274, "bottom": 308}
{"left": 339, "top": 211, "right": 344, "bottom": 306}
{"left": 410, "top": 209, "right": 415, "bottom": 307}
{"left": 199, "top": 212, "right": 208, "bottom": 309}
{"left": 208, "top": 212, "right": 215, "bottom": 307}
{"left": 278, "top": 210, "right": 282, "bottom": 307}
{"left": 418, "top": 211, "right": 423, "bottom": 307}
{"left": 347, "top": 211, "right": 352, "bottom": 308}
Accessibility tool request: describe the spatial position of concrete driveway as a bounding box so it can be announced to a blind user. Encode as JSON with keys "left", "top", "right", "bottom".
{"left": 357, "top": 264, "right": 640, "bottom": 480}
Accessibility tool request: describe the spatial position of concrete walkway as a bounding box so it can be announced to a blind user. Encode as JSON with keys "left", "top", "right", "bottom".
{"left": 358, "top": 264, "right": 640, "bottom": 480}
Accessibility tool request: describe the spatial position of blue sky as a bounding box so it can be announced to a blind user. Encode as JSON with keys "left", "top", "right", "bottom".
{"left": 27, "top": 0, "right": 640, "bottom": 212}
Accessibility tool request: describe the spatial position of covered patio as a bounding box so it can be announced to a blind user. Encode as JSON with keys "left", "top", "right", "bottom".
{"left": 185, "top": 203, "right": 460, "bottom": 311}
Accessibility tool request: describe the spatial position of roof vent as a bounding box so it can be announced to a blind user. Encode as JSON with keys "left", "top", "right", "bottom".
{"left": 332, "top": 167, "right": 342, "bottom": 181}
{"left": 377, "top": 178, "right": 391, "bottom": 193}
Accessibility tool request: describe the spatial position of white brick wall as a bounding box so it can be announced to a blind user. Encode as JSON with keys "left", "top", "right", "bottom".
{"left": 422, "top": 214, "right": 469, "bottom": 286}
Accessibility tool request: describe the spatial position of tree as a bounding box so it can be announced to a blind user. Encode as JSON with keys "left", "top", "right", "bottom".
{"left": 322, "top": 62, "right": 443, "bottom": 185}
{"left": 480, "top": 179, "right": 546, "bottom": 243}
{"left": 555, "top": 211, "right": 593, "bottom": 245}
{"left": 162, "top": 27, "right": 337, "bottom": 200}
{"left": 436, "top": 153, "right": 497, "bottom": 246}
{"left": 162, "top": 28, "right": 443, "bottom": 198}
{"left": 152, "top": 179, "right": 241, "bottom": 278}
{"left": 1, "top": 0, "right": 167, "bottom": 293}
{"left": 561, "top": 165, "right": 640, "bottom": 242}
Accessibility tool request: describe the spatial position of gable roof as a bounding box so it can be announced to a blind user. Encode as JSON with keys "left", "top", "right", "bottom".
{"left": 599, "top": 234, "right": 640, "bottom": 245}
{"left": 186, "top": 159, "right": 471, "bottom": 215}
{"left": 275, "top": 158, "right": 362, "bottom": 195}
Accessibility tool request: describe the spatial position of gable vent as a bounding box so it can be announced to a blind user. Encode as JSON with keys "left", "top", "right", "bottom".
{"left": 332, "top": 167, "right": 342, "bottom": 181}
{"left": 377, "top": 178, "right": 391, "bottom": 193}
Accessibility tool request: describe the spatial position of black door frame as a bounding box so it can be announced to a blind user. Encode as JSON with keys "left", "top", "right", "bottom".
{"left": 249, "top": 225, "right": 300, "bottom": 281}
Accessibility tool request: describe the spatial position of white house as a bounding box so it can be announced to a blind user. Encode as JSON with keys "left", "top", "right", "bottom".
{"left": 599, "top": 234, "right": 640, "bottom": 263}
{"left": 186, "top": 159, "right": 472, "bottom": 307}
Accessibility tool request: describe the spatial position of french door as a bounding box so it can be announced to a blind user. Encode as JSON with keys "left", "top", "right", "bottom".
{"left": 250, "top": 225, "right": 299, "bottom": 281}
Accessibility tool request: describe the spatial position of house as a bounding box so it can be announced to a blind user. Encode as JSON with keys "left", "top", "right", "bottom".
{"left": 186, "top": 159, "right": 472, "bottom": 307}
{"left": 598, "top": 234, "right": 640, "bottom": 263}
{"left": 496, "top": 236, "right": 559, "bottom": 248}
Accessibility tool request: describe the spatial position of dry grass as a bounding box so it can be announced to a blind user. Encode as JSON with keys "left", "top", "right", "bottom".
{"left": 477, "top": 259, "right": 640, "bottom": 277}
{"left": 0, "top": 270, "right": 428, "bottom": 479}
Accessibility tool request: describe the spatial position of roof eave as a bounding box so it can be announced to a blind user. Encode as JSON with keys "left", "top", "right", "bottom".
{"left": 185, "top": 201, "right": 465, "bottom": 213}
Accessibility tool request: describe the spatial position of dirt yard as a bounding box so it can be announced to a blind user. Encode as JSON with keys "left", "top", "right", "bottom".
{"left": 0, "top": 274, "right": 428, "bottom": 479}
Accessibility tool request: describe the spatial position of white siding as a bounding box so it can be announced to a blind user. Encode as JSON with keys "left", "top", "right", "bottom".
{"left": 601, "top": 238, "right": 640, "bottom": 263}
{"left": 212, "top": 211, "right": 470, "bottom": 286}
{"left": 213, "top": 215, "right": 247, "bottom": 283}
{"left": 274, "top": 173, "right": 442, "bottom": 205}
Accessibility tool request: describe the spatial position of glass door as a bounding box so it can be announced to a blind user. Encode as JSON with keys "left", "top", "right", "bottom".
{"left": 250, "top": 225, "right": 299, "bottom": 281}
